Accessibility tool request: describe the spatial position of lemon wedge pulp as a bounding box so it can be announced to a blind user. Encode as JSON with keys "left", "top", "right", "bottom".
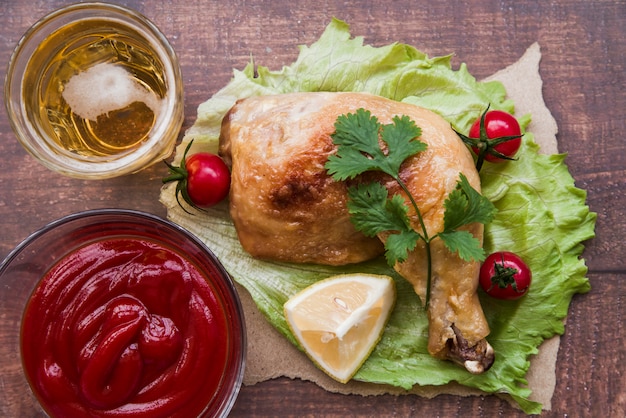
{"left": 284, "top": 274, "right": 396, "bottom": 383}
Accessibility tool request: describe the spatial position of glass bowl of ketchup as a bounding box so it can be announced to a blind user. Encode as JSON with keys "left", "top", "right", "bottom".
{"left": 0, "top": 209, "right": 246, "bottom": 417}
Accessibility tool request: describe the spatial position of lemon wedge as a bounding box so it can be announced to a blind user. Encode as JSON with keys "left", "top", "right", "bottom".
{"left": 284, "top": 273, "right": 396, "bottom": 383}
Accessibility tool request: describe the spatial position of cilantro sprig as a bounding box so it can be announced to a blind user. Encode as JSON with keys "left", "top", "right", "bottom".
{"left": 325, "top": 108, "right": 496, "bottom": 307}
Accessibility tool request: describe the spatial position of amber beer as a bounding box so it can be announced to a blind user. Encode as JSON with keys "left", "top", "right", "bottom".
{"left": 5, "top": 3, "right": 183, "bottom": 178}
{"left": 25, "top": 20, "right": 167, "bottom": 157}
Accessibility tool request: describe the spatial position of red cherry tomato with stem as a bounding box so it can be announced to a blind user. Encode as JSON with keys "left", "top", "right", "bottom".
{"left": 456, "top": 106, "right": 523, "bottom": 171}
{"left": 479, "top": 251, "right": 532, "bottom": 300}
{"left": 163, "top": 140, "right": 231, "bottom": 213}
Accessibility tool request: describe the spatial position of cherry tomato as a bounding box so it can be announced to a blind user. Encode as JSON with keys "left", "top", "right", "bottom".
{"left": 479, "top": 251, "right": 532, "bottom": 300}
{"left": 163, "top": 140, "right": 231, "bottom": 212}
{"left": 468, "top": 109, "right": 522, "bottom": 166}
{"left": 184, "top": 153, "right": 231, "bottom": 207}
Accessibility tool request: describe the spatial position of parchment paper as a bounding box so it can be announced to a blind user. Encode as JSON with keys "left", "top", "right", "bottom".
{"left": 235, "top": 42, "right": 560, "bottom": 411}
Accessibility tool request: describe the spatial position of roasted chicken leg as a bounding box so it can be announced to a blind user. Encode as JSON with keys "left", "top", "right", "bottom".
{"left": 219, "top": 92, "right": 494, "bottom": 373}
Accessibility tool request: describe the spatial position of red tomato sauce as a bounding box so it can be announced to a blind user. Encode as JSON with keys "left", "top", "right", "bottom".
{"left": 21, "top": 238, "right": 230, "bottom": 417}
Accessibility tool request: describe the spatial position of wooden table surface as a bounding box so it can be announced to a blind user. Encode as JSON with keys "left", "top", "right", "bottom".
{"left": 1, "top": 0, "right": 624, "bottom": 416}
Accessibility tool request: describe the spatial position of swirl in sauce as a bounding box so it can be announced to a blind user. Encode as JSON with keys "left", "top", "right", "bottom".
{"left": 21, "top": 238, "right": 230, "bottom": 417}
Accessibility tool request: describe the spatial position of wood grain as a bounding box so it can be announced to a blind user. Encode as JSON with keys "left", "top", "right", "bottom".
{"left": 0, "top": 0, "right": 624, "bottom": 416}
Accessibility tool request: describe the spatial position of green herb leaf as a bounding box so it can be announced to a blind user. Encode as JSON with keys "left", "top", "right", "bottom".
{"left": 346, "top": 183, "right": 404, "bottom": 236}
{"left": 384, "top": 229, "right": 422, "bottom": 265}
{"left": 346, "top": 183, "right": 421, "bottom": 265}
{"left": 380, "top": 114, "right": 425, "bottom": 175}
{"left": 438, "top": 230, "right": 485, "bottom": 262}
{"left": 437, "top": 173, "right": 496, "bottom": 262}
{"left": 325, "top": 110, "right": 383, "bottom": 180}
{"left": 325, "top": 109, "right": 426, "bottom": 181}
{"left": 443, "top": 173, "right": 497, "bottom": 232}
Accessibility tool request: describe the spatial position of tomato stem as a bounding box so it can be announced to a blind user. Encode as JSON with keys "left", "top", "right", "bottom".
{"left": 162, "top": 140, "right": 203, "bottom": 215}
{"left": 489, "top": 255, "right": 520, "bottom": 291}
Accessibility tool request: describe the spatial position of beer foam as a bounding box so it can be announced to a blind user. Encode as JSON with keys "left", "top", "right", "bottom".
{"left": 62, "top": 62, "right": 162, "bottom": 121}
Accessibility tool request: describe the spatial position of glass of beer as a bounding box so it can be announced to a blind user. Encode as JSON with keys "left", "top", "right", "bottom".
{"left": 4, "top": 3, "right": 184, "bottom": 179}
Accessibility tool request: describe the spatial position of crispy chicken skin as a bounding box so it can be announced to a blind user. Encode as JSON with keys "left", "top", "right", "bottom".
{"left": 219, "top": 92, "right": 494, "bottom": 373}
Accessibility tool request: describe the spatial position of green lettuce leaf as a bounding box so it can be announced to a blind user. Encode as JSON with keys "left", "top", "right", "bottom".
{"left": 161, "top": 18, "right": 596, "bottom": 414}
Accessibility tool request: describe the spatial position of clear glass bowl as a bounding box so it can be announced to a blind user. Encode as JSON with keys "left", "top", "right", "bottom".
{"left": 0, "top": 209, "right": 246, "bottom": 417}
{"left": 4, "top": 3, "right": 184, "bottom": 179}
